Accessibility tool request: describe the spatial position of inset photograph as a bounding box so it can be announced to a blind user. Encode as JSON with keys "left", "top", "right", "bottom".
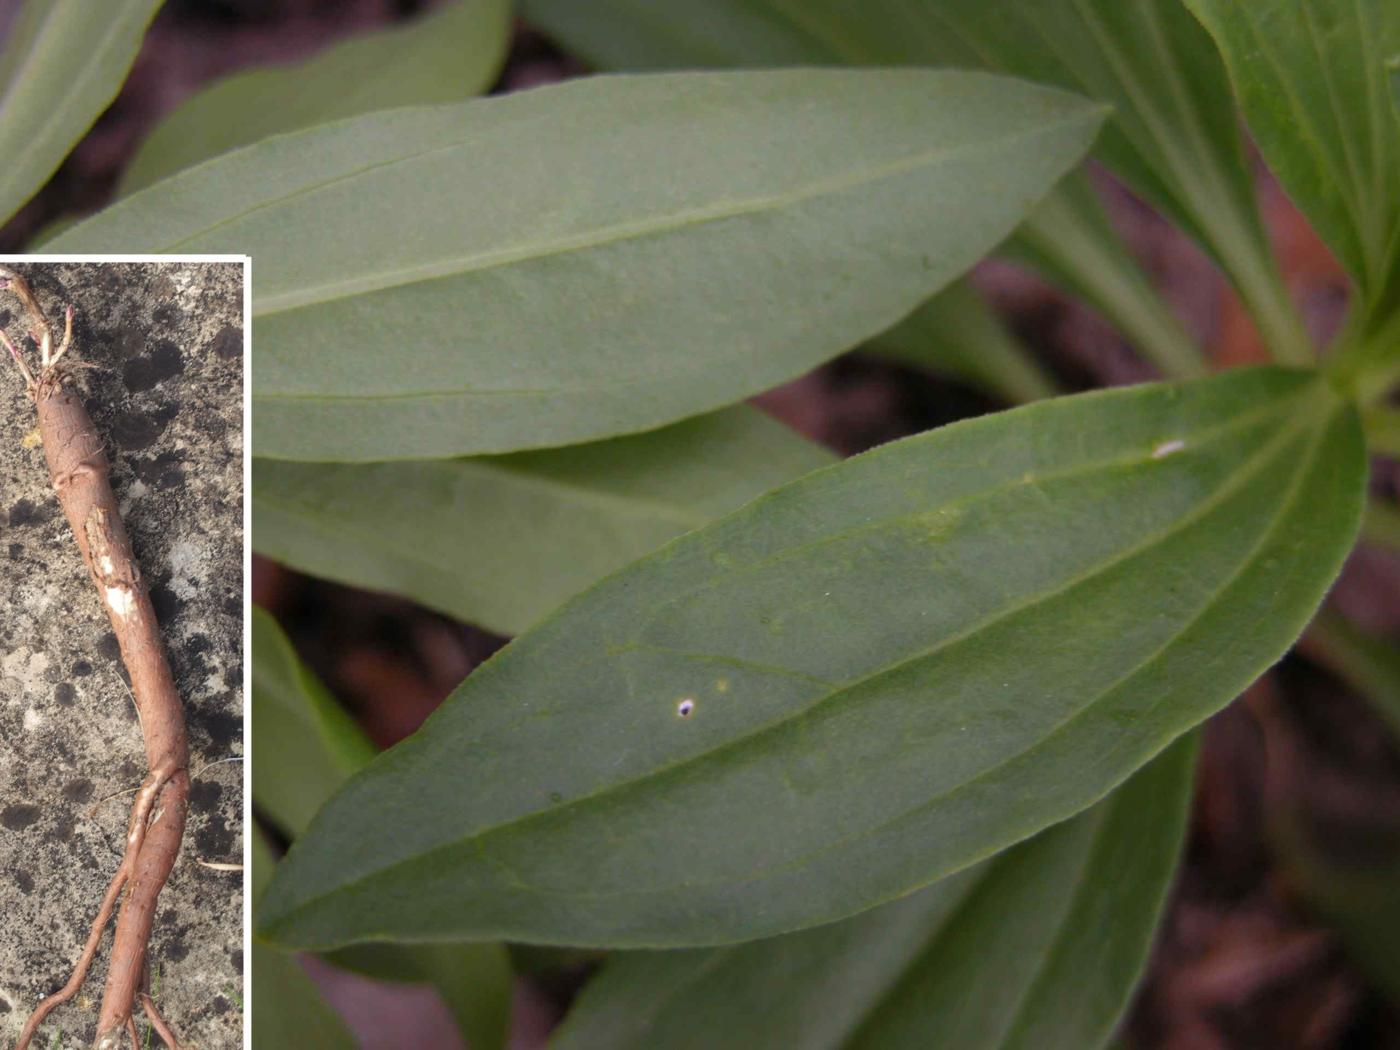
{"left": 0, "top": 261, "right": 245, "bottom": 1049}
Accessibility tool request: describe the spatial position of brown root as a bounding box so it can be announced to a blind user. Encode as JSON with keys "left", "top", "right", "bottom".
{"left": 5, "top": 269, "right": 190, "bottom": 1049}
{"left": 138, "top": 990, "right": 182, "bottom": 1050}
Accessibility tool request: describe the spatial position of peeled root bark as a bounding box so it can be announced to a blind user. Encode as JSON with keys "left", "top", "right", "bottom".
{"left": 6, "top": 271, "right": 189, "bottom": 1050}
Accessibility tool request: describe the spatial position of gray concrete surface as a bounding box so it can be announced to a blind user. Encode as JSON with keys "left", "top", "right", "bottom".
{"left": 0, "top": 262, "right": 244, "bottom": 1048}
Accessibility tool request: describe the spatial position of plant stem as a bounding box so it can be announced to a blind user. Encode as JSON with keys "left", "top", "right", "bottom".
{"left": 1014, "top": 173, "right": 1207, "bottom": 381}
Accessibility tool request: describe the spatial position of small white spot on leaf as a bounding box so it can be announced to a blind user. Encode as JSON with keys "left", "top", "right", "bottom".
{"left": 677, "top": 698, "right": 696, "bottom": 718}
{"left": 1152, "top": 439, "right": 1186, "bottom": 459}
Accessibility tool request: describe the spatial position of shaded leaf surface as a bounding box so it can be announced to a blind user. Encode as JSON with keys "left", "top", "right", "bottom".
{"left": 529, "top": 0, "right": 1246, "bottom": 242}
{"left": 551, "top": 737, "right": 1194, "bottom": 1050}
{"left": 260, "top": 368, "right": 1363, "bottom": 950}
{"left": 47, "top": 69, "right": 1103, "bottom": 460}
{"left": 1186, "top": 0, "right": 1400, "bottom": 322}
{"left": 120, "top": 0, "right": 511, "bottom": 193}
{"left": 253, "top": 406, "right": 834, "bottom": 636}
{"left": 0, "top": 0, "right": 163, "bottom": 225}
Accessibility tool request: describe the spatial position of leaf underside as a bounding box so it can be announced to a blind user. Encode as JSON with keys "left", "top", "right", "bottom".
{"left": 48, "top": 68, "right": 1103, "bottom": 460}
{"left": 523, "top": 0, "right": 1296, "bottom": 365}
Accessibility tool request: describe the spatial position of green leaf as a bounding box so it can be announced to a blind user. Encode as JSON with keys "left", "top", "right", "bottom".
{"left": 1010, "top": 169, "right": 1207, "bottom": 381}
{"left": 551, "top": 736, "right": 1193, "bottom": 1050}
{"left": 863, "top": 280, "right": 1060, "bottom": 403}
{"left": 254, "top": 406, "right": 834, "bottom": 636}
{"left": 523, "top": 0, "right": 1204, "bottom": 379}
{"left": 119, "top": 0, "right": 511, "bottom": 194}
{"left": 45, "top": 69, "right": 1105, "bottom": 461}
{"left": 524, "top": 0, "right": 1301, "bottom": 365}
{"left": 1186, "top": 0, "right": 1400, "bottom": 325}
{"left": 252, "top": 831, "right": 358, "bottom": 1050}
{"left": 253, "top": 606, "right": 377, "bottom": 838}
{"left": 0, "top": 0, "right": 163, "bottom": 225}
{"left": 252, "top": 609, "right": 514, "bottom": 1050}
{"left": 260, "top": 367, "right": 1363, "bottom": 950}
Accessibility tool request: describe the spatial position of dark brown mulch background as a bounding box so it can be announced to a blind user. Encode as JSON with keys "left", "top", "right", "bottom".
{"left": 9, "top": 1, "right": 1399, "bottom": 1046}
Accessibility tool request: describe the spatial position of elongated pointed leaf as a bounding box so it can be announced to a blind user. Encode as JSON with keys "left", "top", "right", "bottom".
{"left": 552, "top": 737, "right": 1194, "bottom": 1050}
{"left": 253, "top": 608, "right": 514, "bottom": 1050}
{"left": 524, "top": 0, "right": 1299, "bottom": 364}
{"left": 254, "top": 406, "right": 834, "bottom": 636}
{"left": 522, "top": 0, "right": 1204, "bottom": 379}
{"left": 120, "top": 0, "right": 511, "bottom": 194}
{"left": 1186, "top": 0, "right": 1400, "bottom": 323}
{"left": 260, "top": 367, "right": 1363, "bottom": 950}
{"left": 46, "top": 69, "right": 1104, "bottom": 460}
{"left": 0, "top": 0, "right": 163, "bottom": 225}
{"left": 529, "top": 0, "right": 1244, "bottom": 244}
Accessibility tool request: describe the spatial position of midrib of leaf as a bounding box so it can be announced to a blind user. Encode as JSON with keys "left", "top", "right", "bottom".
{"left": 272, "top": 385, "right": 1323, "bottom": 927}
{"left": 159, "top": 127, "right": 476, "bottom": 257}
{"left": 616, "top": 392, "right": 1302, "bottom": 625}
{"left": 248, "top": 120, "right": 1088, "bottom": 319}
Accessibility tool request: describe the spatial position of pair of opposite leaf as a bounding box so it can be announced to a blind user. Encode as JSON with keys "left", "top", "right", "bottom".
{"left": 30, "top": 2, "right": 1388, "bottom": 1047}
{"left": 66, "top": 0, "right": 1369, "bottom": 967}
